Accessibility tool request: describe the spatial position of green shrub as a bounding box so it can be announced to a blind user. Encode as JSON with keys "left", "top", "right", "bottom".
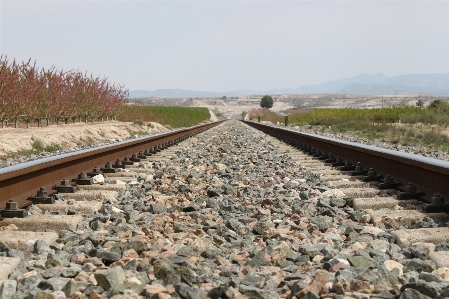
{"left": 428, "top": 99, "right": 449, "bottom": 112}
{"left": 31, "top": 137, "right": 45, "bottom": 151}
{"left": 260, "top": 95, "right": 273, "bottom": 108}
{"left": 119, "top": 106, "right": 210, "bottom": 128}
{"left": 44, "top": 144, "right": 62, "bottom": 153}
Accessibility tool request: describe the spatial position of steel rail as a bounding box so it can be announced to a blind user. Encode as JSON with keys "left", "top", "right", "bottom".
{"left": 244, "top": 121, "right": 449, "bottom": 202}
{"left": 0, "top": 121, "right": 225, "bottom": 208}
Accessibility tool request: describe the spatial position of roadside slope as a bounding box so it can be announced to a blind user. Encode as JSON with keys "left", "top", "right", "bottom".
{"left": 0, "top": 121, "right": 168, "bottom": 163}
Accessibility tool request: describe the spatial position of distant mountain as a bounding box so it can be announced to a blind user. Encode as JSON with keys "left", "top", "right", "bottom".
{"left": 129, "top": 73, "right": 449, "bottom": 98}
{"left": 297, "top": 73, "right": 389, "bottom": 94}
{"left": 128, "top": 89, "right": 242, "bottom": 98}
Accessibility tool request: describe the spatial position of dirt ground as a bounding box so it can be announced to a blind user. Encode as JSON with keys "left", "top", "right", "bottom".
{"left": 208, "top": 109, "right": 219, "bottom": 121}
{"left": 0, "top": 121, "right": 168, "bottom": 159}
{"left": 200, "top": 101, "right": 295, "bottom": 120}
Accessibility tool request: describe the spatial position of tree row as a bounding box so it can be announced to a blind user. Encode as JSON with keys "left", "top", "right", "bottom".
{"left": 0, "top": 56, "right": 128, "bottom": 128}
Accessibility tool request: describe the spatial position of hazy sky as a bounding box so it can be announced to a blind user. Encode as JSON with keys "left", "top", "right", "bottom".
{"left": 1, "top": 0, "right": 449, "bottom": 92}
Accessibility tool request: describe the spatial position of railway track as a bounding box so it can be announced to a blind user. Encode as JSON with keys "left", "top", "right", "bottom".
{"left": 0, "top": 120, "right": 449, "bottom": 298}
{"left": 0, "top": 121, "right": 224, "bottom": 209}
{"left": 244, "top": 120, "right": 449, "bottom": 206}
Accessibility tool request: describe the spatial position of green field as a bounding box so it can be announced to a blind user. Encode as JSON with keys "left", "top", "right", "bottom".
{"left": 248, "top": 101, "right": 449, "bottom": 149}
{"left": 119, "top": 106, "right": 210, "bottom": 128}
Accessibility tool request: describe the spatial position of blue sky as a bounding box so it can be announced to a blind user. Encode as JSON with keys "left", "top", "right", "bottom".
{"left": 1, "top": 0, "right": 448, "bottom": 92}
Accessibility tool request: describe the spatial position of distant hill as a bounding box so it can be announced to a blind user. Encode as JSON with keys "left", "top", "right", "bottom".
{"left": 297, "top": 73, "right": 389, "bottom": 94}
{"left": 268, "top": 73, "right": 449, "bottom": 95}
{"left": 128, "top": 89, "right": 242, "bottom": 98}
{"left": 129, "top": 73, "right": 449, "bottom": 98}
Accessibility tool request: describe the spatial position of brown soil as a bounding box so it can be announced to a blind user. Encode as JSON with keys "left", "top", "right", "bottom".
{"left": 0, "top": 121, "right": 168, "bottom": 159}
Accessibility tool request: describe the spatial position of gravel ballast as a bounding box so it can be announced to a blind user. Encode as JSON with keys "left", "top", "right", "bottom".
{"left": 1, "top": 120, "right": 448, "bottom": 299}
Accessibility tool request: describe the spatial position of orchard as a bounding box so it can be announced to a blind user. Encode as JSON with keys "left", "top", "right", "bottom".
{"left": 0, "top": 56, "right": 128, "bottom": 128}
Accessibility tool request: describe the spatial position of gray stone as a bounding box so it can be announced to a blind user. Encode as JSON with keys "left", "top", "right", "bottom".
{"left": 241, "top": 274, "right": 265, "bottom": 286}
{"left": 37, "top": 277, "right": 70, "bottom": 291}
{"left": 46, "top": 252, "right": 65, "bottom": 268}
{"left": 95, "top": 249, "right": 121, "bottom": 262}
{"left": 226, "top": 218, "right": 244, "bottom": 234}
{"left": 253, "top": 221, "right": 270, "bottom": 236}
{"left": 399, "top": 288, "right": 432, "bottom": 299}
{"left": 89, "top": 219, "right": 103, "bottom": 231}
{"left": 175, "top": 283, "right": 200, "bottom": 299}
{"left": 329, "top": 197, "right": 346, "bottom": 208}
{"left": 7, "top": 249, "right": 24, "bottom": 260}
{"left": 377, "top": 274, "right": 400, "bottom": 288}
{"left": 309, "top": 216, "right": 333, "bottom": 231}
{"left": 247, "top": 249, "right": 270, "bottom": 268}
{"left": 94, "top": 266, "right": 126, "bottom": 290}
{"left": 0, "top": 280, "right": 17, "bottom": 299}
{"left": 108, "top": 281, "right": 145, "bottom": 297}
{"left": 177, "top": 246, "right": 196, "bottom": 257}
{"left": 176, "top": 266, "right": 197, "bottom": 284}
{"left": 276, "top": 259, "right": 295, "bottom": 268}
{"left": 123, "top": 259, "right": 140, "bottom": 271}
{"left": 304, "top": 291, "right": 320, "bottom": 299}
{"left": 373, "top": 291, "right": 396, "bottom": 299}
{"left": 34, "top": 240, "right": 52, "bottom": 255}
{"left": 124, "top": 240, "right": 146, "bottom": 254}
{"left": 347, "top": 255, "right": 378, "bottom": 269}
{"left": 200, "top": 250, "right": 220, "bottom": 259}
{"left": 150, "top": 204, "right": 167, "bottom": 214}
{"left": 206, "top": 198, "right": 219, "bottom": 210}
{"left": 207, "top": 188, "right": 221, "bottom": 197}
{"left": 83, "top": 285, "right": 105, "bottom": 296}
{"left": 173, "top": 221, "right": 188, "bottom": 233}
{"left": 419, "top": 272, "right": 440, "bottom": 283}
{"left": 165, "top": 273, "right": 182, "bottom": 285}
{"left": 61, "top": 279, "right": 78, "bottom": 296}
{"left": 299, "top": 244, "right": 325, "bottom": 258}
{"left": 401, "top": 259, "right": 437, "bottom": 273}
{"left": 238, "top": 285, "right": 278, "bottom": 299}
{"left": 436, "top": 288, "right": 449, "bottom": 299}
{"left": 336, "top": 269, "right": 355, "bottom": 282}
{"left": 400, "top": 282, "right": 438, "bottom": 298}
{"left": 153, "top": 260, "right": 176, "bottom": 280}
{"left": 167, "top": 255, "right": 188, "bottom": 265}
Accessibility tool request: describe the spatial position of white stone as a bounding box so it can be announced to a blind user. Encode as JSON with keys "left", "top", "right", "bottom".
{"left": 322, "top": 189, "right": 345, "bottom": 198}
{"left": 384, "top": 260, "right": 404, "bottom": 276}
{"left": 360, "top": 226, "right": 384, "bottom": 236}
{"left": 92, "top": 174, "right": 104, "bottom": 185}
{"left": 349, "top": 242, "right": 365, "bottom": 251}
{"left": 116, "top": 180, "right": 127, "bottom": 185}
{"left": 337, "top": 259, "right": 350, "bottom": 266}
{"left": 111, "top": 206, "right": 123, "bottom": 213}
{"left": 126, "top": 277, "right": 143, "bottom": 285}
{"left": 312, "top": 255, "right": 324, "bottom": 263}
{"left": 51, "top": 291, "right": 67, "bottom": 299}
{"left": 360, "top": 214, "right": 371, "bottom": 223}
{"left": 213, "top": 163, "right": 227, "bottom": 171}
{"left": 432, "top": 267, "right": 449, "bottom": 281}
{"left": 128, "top": 180, "right": 141, "bottom": 187}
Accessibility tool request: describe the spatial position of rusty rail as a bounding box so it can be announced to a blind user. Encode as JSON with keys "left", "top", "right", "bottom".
{"left": 244, "top": 121, "right": 449, "bottom": 203}
{"left": 0, "top": 121, "right": 224, "bottom": 208}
